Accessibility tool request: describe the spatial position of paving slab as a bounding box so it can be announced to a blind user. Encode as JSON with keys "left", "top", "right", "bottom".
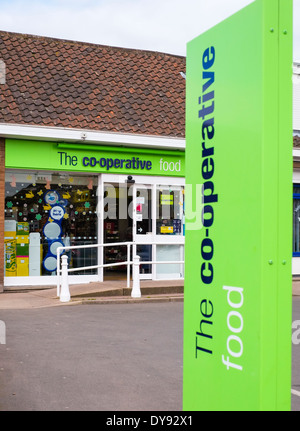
{"left": 1, "top": 278, "right": 299, "bottom": 310}
{"left": 0, "top": 279, "right": 184, "bottom": 310}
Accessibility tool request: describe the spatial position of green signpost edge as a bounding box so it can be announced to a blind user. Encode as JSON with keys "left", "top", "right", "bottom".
{"left": 183, "top": 0, "right": 293, "bottom": 411}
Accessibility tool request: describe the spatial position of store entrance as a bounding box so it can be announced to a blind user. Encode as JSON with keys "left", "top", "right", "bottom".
{"left": 103, "top": 181, "right": 153, "bottom": 280}
{"left": 103, "top": 183, "right": 133, "bottom": 279}
{"left": 101, "top": 174, "right": 185, "bottom": 283}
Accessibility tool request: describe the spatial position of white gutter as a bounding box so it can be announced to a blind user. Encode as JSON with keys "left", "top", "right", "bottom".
{"left": 0, "top": 123, "right": 186, "bottom": 151}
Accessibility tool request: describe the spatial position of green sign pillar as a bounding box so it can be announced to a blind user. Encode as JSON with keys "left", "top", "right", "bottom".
{"left": 183, "top": 0, "right": 293, "bottom": 411}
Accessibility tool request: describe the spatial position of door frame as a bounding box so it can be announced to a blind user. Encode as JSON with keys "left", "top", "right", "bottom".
{"left": 99, "top": 173, "right": 185, "bottom": 281}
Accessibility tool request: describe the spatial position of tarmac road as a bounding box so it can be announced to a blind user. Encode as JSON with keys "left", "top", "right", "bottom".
{"left": 0, "top": 302, "right": 183, "bottom": 411}
{"left": 1, "top": 299, "right": 300, "bottom": 411}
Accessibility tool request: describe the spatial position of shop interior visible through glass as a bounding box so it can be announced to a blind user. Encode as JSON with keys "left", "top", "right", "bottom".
{"left": 4, "top": 170, "right": 98, "bottom": 277}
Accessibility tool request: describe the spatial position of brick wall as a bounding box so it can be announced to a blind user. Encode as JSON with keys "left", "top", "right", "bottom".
{"left": 0, "top": 138, "right": 4, "bottom": 292}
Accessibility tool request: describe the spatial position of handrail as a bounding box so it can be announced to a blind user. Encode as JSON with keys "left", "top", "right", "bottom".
{"left": 56, "top": 241, "right": 185, "bottom": 301}
{"left": 56, "top": 241, "right": 132, "bottom": 296}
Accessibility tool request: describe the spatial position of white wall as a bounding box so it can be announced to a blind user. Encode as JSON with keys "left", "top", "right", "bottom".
{"left": 293, "top": 258, "right": 300, "bottom": 276}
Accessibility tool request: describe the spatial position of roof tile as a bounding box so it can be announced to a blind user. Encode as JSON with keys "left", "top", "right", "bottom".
{"left": 0, "top": 31, "right": 186, "bottom": 138}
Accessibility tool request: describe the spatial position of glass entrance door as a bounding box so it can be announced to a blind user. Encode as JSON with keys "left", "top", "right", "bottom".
{"left": 100, "top": 174, "right": 185, "bottom": 281}
{"left": 102, "top": 180, "right": 154, "bottom": 280}
{"left": 103, "top": 182, "right": 132, "bottom": 279}
{"left": 133, "top": 184, "right": 153, "bottom": 279}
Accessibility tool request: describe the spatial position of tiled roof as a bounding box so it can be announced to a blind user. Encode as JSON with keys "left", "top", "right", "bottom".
{"left": 0, "top": 31, "right": 186, "bottom": 138}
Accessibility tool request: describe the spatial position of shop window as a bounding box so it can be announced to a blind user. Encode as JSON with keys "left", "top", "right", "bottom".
{"left": 4, "top": 170, "right": 98, "bottom": 277}
{"left": 156, "top": 244, "right": 184, "bottom": 279}
{"left": 156, "top": 186, "right": 184, "bottom": 236}
{"left": 294, "top": 184, "right": 300, "bottom": 256}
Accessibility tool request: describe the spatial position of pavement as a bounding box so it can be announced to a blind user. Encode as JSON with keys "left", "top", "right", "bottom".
{"left": 1, "top": 277, "right": 300, "bottom": 310}
{"left": 0, "top": 279, "right": 184, "bottom": 309}
{"left": 292, "top": 278, "right": 300, "bottom": 297}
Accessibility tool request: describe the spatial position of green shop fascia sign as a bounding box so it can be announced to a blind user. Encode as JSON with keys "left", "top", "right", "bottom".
{"left": 5, "top": 139, "right": 185, "bottom": 177}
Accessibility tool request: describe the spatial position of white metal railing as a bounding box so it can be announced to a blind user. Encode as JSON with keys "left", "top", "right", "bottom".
{"left": 56, "top": 242, "right": 132, "bottom": 296}
{"left": 56, "top": 241, "right": 184, "bottom": 302}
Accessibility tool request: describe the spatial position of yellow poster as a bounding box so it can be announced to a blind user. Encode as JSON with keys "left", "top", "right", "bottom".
{"left": 5, "top": 238, "right": 17, "bottom": 276}
{"left": 160, "top": 226, "right": 173, "bottom": 234}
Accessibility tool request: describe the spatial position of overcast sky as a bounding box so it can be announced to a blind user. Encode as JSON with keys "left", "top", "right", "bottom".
{"left": 0, "top": 0, "right": 299, "bottom": 61}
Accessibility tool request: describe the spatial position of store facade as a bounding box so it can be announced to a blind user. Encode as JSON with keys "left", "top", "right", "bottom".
{"left": 4, "top": 137, "right": 185, "bottom": 286}
{"left": 0, "top": 30, "right": 186, "bottom": 291}
{"left": 2, "top": 29, "right": 298, "bottom": 290}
